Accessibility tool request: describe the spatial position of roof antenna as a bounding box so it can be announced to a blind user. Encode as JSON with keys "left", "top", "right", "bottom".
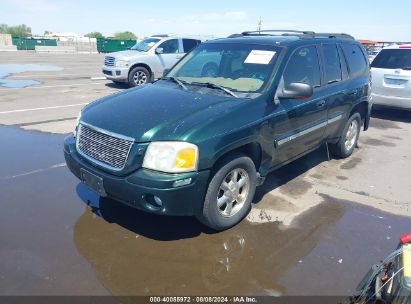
{"left": 257, "top": 17, "right": 262, "bottom": 34}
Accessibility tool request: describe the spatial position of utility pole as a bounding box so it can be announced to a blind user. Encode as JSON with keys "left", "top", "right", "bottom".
{"left": 257, "top": 17, "right": 262, "bottom": 34}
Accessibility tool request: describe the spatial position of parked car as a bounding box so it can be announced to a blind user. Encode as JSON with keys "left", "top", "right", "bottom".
{"left": 371, "top": 44, "right": 411, "bottom": 110}
{"left": 348, "top": 232, "right": 411, "bottom": 304}
{"left": 64, "top": 30, "right": 371, "bottom": 230}
{"left": 102, "top": 35, "right": 201, "bottom": 87}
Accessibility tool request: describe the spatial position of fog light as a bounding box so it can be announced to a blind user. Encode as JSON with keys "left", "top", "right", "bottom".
{"left": 173, "top": 178, "right": 192, "bottom": 187}
{"left": 144, "top": 194, "right": 163, "bottom": 210}
{"left": 153, "top": 196, "right": 163, "bottom": 207}
{"left": 116, "top": 70, "right": 121, "bottom": 76}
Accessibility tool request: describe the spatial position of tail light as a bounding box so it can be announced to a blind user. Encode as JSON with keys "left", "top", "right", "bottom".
{"left": 400, "top": 232, "right": 411, "bottom": 244}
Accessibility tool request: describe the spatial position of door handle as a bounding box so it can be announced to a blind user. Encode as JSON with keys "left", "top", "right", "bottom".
{"left": 348, "top": 89, "right": 359, "bottom": 96}
{"left": 316, "top": 100, "right": 326, "bottom": 108}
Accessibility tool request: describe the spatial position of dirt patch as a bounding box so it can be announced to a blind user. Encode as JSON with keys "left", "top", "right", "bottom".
{"left": 383, "top": 135, "right": 402, "bottom": 141}
{"left": 336, "top": 176, "right": 348, "bottom": 180}
{"left": 253, "top": 194, "right": 299, "bottom": 213}
{"left": 362, "top": 138, "right": 396, "bottom": 147}
{"left": 353, "top": 191, "right": 370, "bottom": 197}
{"left": 310, "top": 173, "right": 324, "bottom": 180}
{"left": 278, "top": 178, "right": 312, "bottom": 198}
{"left": 340, "top": 157, "right": 362, "bottom": 170}
{"left": 369, "top": 118, "right": 401, "bottom": 130}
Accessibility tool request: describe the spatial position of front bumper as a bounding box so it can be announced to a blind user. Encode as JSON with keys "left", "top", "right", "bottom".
{"left": 64, "top": 135, "right": 210, "bottom": 216}
{"left": 372, "top": 92, "right": 411, "bottom": 110}
{"left": 102, "top": 65, "right": 129, "bottom": 81}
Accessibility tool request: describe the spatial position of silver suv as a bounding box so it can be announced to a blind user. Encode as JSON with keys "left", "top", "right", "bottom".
{"left": 371, "top": 44, "right": 411, "bottom": 109}
{"left": 102, "top": 36, "right": 201, "bottom": 87}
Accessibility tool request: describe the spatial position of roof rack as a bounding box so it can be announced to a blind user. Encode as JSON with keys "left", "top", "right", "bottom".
{"left": 315, "top": 33, "right": 355, "bottom": 39}
{"left": 242, "top": 30, "right": 315, "bottom": 36}
{"left": 239, "top": 30, "right": 354, "bottom": 39}
{"left": 151, "top": 34, "right": 177, "bottom": 38}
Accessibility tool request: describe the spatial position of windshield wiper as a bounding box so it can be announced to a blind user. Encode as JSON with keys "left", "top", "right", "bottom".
{"left": 402, "top": 67, "right": 411, "bottom": 70}
{"left": 163, "top": 77, "right": 187, "bottom": 90}
{"left": 191, "top": 82, "right": 238, "bottom": 98}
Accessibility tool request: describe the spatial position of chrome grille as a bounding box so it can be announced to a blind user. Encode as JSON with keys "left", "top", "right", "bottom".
{"left": 76, "top": 124, "right": 133, "bottom": 170}
{"left": 104, "top": 56, "right": 115, "bottom": 66}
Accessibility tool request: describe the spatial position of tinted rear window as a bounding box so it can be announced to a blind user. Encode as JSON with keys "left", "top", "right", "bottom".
{"left": 371, "top": 49, "right": 411, "bottom": 69}
{"left": 342, "top": 44, "right": 368, "bottom": 78}
{"left": 323, "top": 44, "right": 342, "bottom": 84}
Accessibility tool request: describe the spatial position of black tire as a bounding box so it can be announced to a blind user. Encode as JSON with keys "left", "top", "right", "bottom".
{"left": 128, "top": 66, "right": 151, "bottom": 87}
{"left": 329, "top": 113, "right": 361, "bottom": 158}
{"left": 196, "top": 153, "right": 257, "bottom": 231}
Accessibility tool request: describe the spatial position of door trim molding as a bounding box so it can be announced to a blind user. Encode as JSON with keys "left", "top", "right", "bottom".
{"left": 276, "top": 114, "right": 343, "bottom": 147}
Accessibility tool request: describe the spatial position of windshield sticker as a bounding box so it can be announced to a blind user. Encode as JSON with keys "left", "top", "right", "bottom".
{"left": 244, "top": 50, "right": 276, "bottom": 64}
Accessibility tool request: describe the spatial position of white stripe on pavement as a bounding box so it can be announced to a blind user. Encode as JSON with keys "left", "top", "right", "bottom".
{"left": 12, "top": 73, "right": 102, "bottom": 78}
{"left": 0, "top": 82, "right": 110, "bottom": 90}
{"left": 0, "top": 103, "right": 88, "bottom": 114}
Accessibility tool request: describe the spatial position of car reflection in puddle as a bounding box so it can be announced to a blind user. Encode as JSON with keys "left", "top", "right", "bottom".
{"left": 0, "top": 64, "right": 63, "bottom": 88}
{"left": 73, "top": 183, "right": 345, "bottom": 296}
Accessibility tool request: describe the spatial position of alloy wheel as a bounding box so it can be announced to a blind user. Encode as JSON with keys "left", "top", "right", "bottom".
{"left": 344, "top": 120, "right": 359, "bottom": 152}
{"left": 133, "top": 71, "right": 148, "bottom": 85}
{"left": 217, "top": 168, "right": 250, "bottom": 217}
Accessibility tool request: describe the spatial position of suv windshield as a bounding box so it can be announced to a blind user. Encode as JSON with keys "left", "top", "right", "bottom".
{"left": 130, "top": 38, "right": 161, "bottom": 52}
{"left": 371, "top": 49, "right": 411, "bottom": 69}
{"left": 167, "top": 43, "right": 281, "bottom": 93}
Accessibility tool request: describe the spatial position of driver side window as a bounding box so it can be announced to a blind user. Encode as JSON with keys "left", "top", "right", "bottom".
{"left": 283, "top": 46, "right": 321, "bottom": 88}
{"left": 158, "top": 39, "right": 180, "bottom": 54}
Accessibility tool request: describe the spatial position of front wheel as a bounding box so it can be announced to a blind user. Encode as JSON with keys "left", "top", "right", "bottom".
{"left": 128, "top": 66, "right": 151, "bottom": 87}
{"left": 197, "top": 154, "right": 257, "bottom": 230}
{"left": 330, "top": 113, "right": 361, "bottom": 158}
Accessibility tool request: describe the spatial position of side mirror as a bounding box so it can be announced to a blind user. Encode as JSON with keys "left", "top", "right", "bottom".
{"left": 155, "top": 47, "right": 164, "bottom": 54}
{"left": 163, "top": 68, "right": 170, "bottom": 76}
{"left": 278, "top": 82, "right": 313, "bottom": 100}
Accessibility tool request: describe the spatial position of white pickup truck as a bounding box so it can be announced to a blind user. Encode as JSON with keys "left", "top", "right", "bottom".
{"left": 102, "top": 35, "right": 201, "bottom": 87}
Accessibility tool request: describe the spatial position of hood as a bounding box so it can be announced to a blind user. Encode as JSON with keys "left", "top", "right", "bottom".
{"left": 107, "top": 50, "right": 148, "bottom": 60}
{"left": 81, "top": 83, "right": 245, "bottom": 142}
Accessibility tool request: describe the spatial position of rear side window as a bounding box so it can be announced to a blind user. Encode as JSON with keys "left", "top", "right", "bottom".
{"left": 283, "top": 46, "right": 321, "bottom": 88}
{"left": 322, "top": 44, "right": 342, "bottom": 84}
{"left": 183, "top": 39, "right": 201, "bottom": 52}
{"left": 371, "top": 49, "right": 411, "bottom": 69}
{"left": 342, "top": 44, "right": 368, "bottom": 78}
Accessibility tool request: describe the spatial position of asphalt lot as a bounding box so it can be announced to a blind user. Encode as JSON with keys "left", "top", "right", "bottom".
{"left": 0, "top": 52, "right": 411, "bottom": 296}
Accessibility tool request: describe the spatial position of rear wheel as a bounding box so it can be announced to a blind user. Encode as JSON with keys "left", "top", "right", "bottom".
{"left": 128, "top": 66, "right": 150, "bottom": 87}
{"left": 197, "top": 154, "right": 257, "bottom": 230}
{"left": 330, "top": 113, "right": 361, "bottom": 158}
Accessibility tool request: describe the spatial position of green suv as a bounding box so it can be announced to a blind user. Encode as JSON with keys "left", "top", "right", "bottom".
{"left": 64, "top": 30, "right": 372, "bottom": 230}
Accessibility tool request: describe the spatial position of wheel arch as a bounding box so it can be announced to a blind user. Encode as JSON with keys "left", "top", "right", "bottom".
{"left": 349, "top": 100, "right": 368, "bottom": 129}
{"left": 210, "top": 141, "right": 263, "bottom": 175}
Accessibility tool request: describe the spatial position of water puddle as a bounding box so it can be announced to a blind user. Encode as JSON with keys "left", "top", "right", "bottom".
{"left": 0, "top": 64, "right": 63, "bottom": 88}
{"left": 0, "top": 125, "right": 410, "bottom": 296}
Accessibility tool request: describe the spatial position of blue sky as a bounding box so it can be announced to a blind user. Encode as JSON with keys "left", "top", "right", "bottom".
{"left": 1, "top": 0, "right": 410, "bottom": 41}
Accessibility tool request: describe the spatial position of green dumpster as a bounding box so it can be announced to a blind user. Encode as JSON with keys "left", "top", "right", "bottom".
{"left": 12, "top": 37, "right": 57, "bottom": 50}
{"left": 96, "top": 38, "right": 136, "bottom": 53}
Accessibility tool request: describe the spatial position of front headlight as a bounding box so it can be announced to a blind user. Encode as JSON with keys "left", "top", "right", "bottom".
{"left": 142, "top": 142, "right": 199, "bottom": 173}
{"left": 115, "top": 60, "right": 129, "bottom": 67}
{"left": 73, "top": 110, "right": 82, "bottom": 137}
